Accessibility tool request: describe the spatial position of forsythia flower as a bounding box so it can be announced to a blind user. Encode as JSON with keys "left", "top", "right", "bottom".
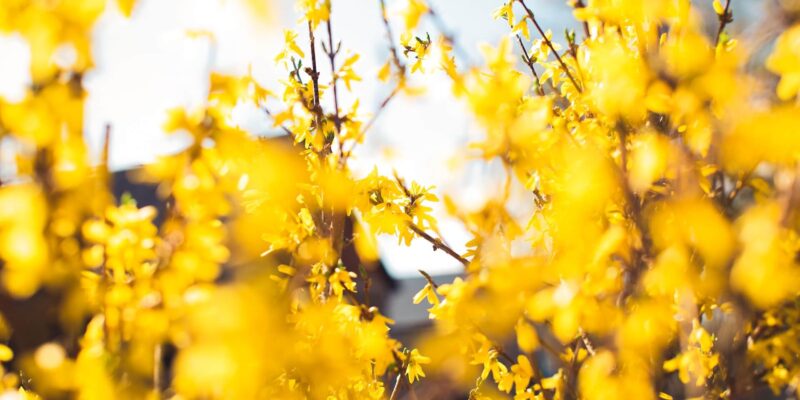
{"left": 406, "top": 349, "right": 430, "bottom": 383}
{"left": 766, "top": 25, "right": 800, "bottom": 100}
{"left": 0, "top": 0, "right": 799, "bottom": 399}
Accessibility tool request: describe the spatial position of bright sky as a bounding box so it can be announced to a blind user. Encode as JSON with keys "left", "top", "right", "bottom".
{"left": 0, "top": 0, "right": 576, "bottom": 277}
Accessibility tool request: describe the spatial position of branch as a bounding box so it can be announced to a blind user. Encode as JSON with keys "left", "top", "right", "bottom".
{"left": 714, "top": 0, "right": 733, "bottom": 47}
{"left": 307, "top": 21, "right": 322, "bottom": 130}
{"left": 572, "top": 0, "right": 591, "bottom": 39}
{"left": 340, "top": 86, "right": 400, "bottom": 166}
{"left": 408, "top": 223, "right": 469, "bottom": 267}
{"left": 392, "top": 172, "right": 470, "bottom": 266}
{"left": 262, "top": 107, "right": 296, "bottom": 138}
{"left": 417, "top": 269, "right": 439, "bottom": 289}
{"left": 361, "top": 86, "right": 399, "bottom": 138}
{"left": 323, "top": 16, "right": 346, "bottom": 161}
{"left": 389, "top": 350, "right": 407, "bottom": 400}
{"left": 515, "top": 34, "right": 545, "bottom": 96}
{"left": 378, "top": 0, "right": 405, "bottom": 74}
{"left": 427, "top": 3, "right": 470, "bottom": 64}
{"left": 517, "top": 0, "right": 582, "bottom": 92}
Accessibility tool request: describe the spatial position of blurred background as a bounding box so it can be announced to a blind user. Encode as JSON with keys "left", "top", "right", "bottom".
{"left": 0, "top": 0, "right": 774, "bottom": 329}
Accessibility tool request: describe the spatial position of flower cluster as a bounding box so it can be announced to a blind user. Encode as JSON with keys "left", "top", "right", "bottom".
{"left": 0, "top": 0, "right": 798, "bottom": 399}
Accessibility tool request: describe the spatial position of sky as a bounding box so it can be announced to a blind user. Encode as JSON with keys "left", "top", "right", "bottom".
{"left": 0, "top": 0, "right": 758, "bottom": 277}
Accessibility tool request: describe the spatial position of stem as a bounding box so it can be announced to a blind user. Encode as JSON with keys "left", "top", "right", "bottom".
{"left": 517, "top": 0, "right": 582, "bottom": 92}
{"left": 515, "top": 34, "right": 545, "bottom": 96}
{"left": 341, "top": 86, "right": 400, "bottom": 165}
{"left": 153, "top": 343, "right": 162, "bottom": 397}
{"left": 361, "top": 87, "right": 399, "bottom": 138}
{"left": 262, "top": 107, "right": 296, "bottom": 137}
{"left": 408, "top": 223, "right": 469, "bottom": 266}
{"left": 714, "top": 0, "right": 733, "bottom": 47}
{"left": 388, "top": 371, "right": 404, "bottom": 400}
{"left": 378, "top": 0, "right": 405, "bottom": 73}
{"left": 392, "top": 172, "right": 470, "bottom": 266}
{"left": 427, "top": 3, "right": 470, "bottom": 64}
{"left": 572, "top": 0, "right": 591, "bottom": 39}
{"left": 324, "top": 16, "right": 346, "bottom": 161}
{"left": 418, "top": 269, "right": 439, "bottom": 289}
{"left": 325, "top": 20, "right": 341, "bottom": 132}
{"left": 307, "top": 21, "right": 322, "bottom": 129}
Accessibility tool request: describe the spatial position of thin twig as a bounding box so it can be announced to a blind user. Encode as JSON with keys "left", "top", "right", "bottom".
{"left": 325, "top": 21, "right": 341, "bottom": 131}
{"left": 418, "top": 269, "right": 439, "bottom": 289}
{"left": 340, "top": 86, "right": 400, "bottom": 166}
{"left": 427, "top": 3, "right": 471, "bottom": 65}
{"left": 323, "top": 17, "right": 346, "bottom": 160}
{"left": 572, "top": 0, "right": 591, "bottom": 39}
{"left": 517, "top": 0, "right": 582, "bottom": 92}
{"left": 378, "top": 0, "right": 405, "bottom": 73}
{"left": 340, "top": 1, "right": 404, "bottom": 166}
{"left": 361, "top": 87, "right": 399, "bottom": 138}
{"left": 389, "top": 350, "right": 407, "bottom": 400}
{"left": 408, "top": 223, "right": 469, "bottom": 266}
{"left": 714, "top": 0, "right": 733, "bottom": 47}
{"left": 262, "top": 107, "right": 296, "bottom": 137}
{"left": 515, "top": 34, "right": 545, "bottom": 96}
{"left": 307, "top": 21, "right": 322, "bottom": 130}
{"left": 388, "top": 371, "right": 404, "bottom": 400}
{"left": 393, "top": 173, "right": 470, "bottom": 266}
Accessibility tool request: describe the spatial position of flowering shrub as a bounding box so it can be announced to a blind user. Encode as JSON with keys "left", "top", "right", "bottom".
{"left": 0, "top": 0, "right": 798, "bottom": 399}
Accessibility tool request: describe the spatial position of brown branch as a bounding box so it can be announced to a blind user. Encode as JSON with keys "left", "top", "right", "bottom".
{"left": 323, "top": 16, "right": 347, "bottom": 162}
{"left": 262, "top": 107, "right": 296, "bottom": 137}
{"left": 417, "top": 269, "right": 439, "bottom": 289}
{"left": 378, "top": 0, "right": 405, "bottom": 74}
{"left": 408, "top": 223, "right": 469, "bottom": 266}
{"left": 340, "top": 1, "right": 404, "bottom": 167}
{"left": 515, "top": 34, "right": 546, "bottom": 96}
{"left": 324, "top": 20, "right": 341, "bottom": 132}
{"left": 714, "top": 0, "right": 733, "bottom": 47}
{"left": 572, "top": 0, "right": 591, "bottom": 39}
{"left": 361, "top": 87, "right": 399, "bottom": 139}
{"left": 426, "top": 3, "right": 470, "bottom": 64}
{"left": 307, "top": 21, "right": 322, "bottom": 130}
{"left": 517, "top": 0, "right": 582, "bottom": 92}
{"left": 340, "top": 86, "right": 400, "bottom": 166}
{"left": 392, "top": 172, "right": 470, "bottom": 266}
{"left": 389, "top": 350, "right": 407, "bottom": 400}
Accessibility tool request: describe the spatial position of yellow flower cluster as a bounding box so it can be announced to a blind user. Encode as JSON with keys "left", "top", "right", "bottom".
{"left": 0, "top": 0, "right": 798, "bottom": 399}
{"left": 407, "top": 1, "right": 800, "bottom": 399}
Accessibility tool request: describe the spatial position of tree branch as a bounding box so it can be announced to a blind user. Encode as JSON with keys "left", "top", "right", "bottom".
{"left": 517, "top": 0, "right": 582, "bottom": 92}
{"left": 714, "top": 0, "right": 733, "bottom": 47}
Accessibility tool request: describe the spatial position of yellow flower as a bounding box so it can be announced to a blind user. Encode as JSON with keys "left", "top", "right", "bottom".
{"left": 412, "top": 283, "right": 439, "bottom": 306}
{"left": 766, "top": 24, "right": 800, "bottom": 100}
{"left": 401, "top": 0, "right": 428, "bottom": 32}
{"left": 405, "top": 349, "right": 430, "bottom": 383}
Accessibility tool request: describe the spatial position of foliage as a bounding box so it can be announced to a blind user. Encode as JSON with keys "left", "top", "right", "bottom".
{"left": 0, "top": 0, "right": 798, "bottom": 399}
